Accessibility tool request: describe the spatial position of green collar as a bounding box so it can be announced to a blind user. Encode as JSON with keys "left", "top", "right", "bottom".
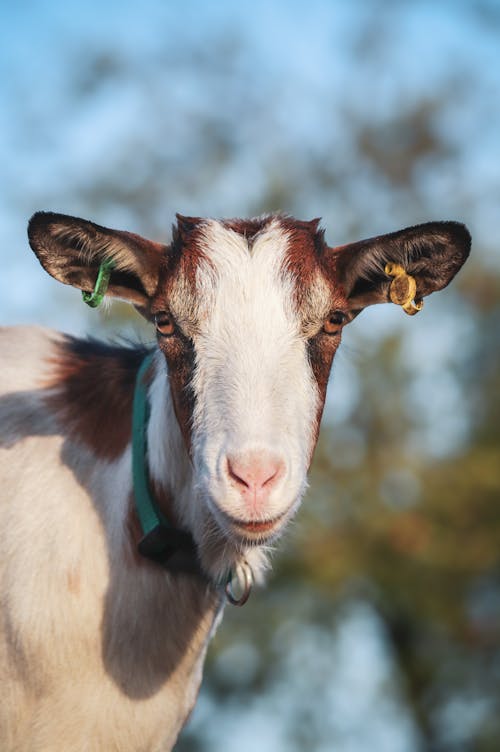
{"left": 132, "top": 353, "right": 253, "bottom": 605}
{"left": 132, "top": 353, "right": 200, "bottom": 572}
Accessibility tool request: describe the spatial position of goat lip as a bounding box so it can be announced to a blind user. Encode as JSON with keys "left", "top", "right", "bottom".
{"left": 224, "top": 511, "right": 288, "bottom": 540}
{"left": 207, "top": 500, "right": 290, "bottom": 544}
{"left": 233, "top": 518, "right": 281, "bottom": 534}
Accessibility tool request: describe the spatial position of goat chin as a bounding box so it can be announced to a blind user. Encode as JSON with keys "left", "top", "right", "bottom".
{"left": 188, "top": 499, "right": 276, "bottom": 585}
{"left": 212, "top": 499, "right": 295, "bottom": 544}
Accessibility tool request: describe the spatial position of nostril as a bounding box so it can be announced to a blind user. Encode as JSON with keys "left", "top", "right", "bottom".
{"left": 226, "top": 451, "right": 285, "bottom": 494}
{"left": 227, "top": 458, "right": 250, "bottom": 489}
{"left": 262, "top": 468, "right": 278, "bottom": 487}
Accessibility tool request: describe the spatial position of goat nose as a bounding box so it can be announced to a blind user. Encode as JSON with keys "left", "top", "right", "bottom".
{"left": 226, "top": 450, "right": 285, "bottom": 509}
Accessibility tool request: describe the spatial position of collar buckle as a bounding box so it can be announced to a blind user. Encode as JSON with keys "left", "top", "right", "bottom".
{"left": 137, "top": 524, "right": 201, "bottom": 575}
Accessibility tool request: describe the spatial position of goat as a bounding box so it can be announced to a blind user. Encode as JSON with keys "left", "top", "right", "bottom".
{"left": 0, "top": 211, "right": 470, "bottom": 750}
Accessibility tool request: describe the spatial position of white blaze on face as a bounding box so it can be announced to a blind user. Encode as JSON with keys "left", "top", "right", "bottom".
{"left": 170, "top": 218, "right": 321, "bottom": 534}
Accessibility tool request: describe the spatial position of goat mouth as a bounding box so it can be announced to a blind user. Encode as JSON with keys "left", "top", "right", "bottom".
{"left": 218, "top": 509, "right": 288, "bottom": 544}
{"left": 232, "top": 517, "right": 282, "bottom": 534}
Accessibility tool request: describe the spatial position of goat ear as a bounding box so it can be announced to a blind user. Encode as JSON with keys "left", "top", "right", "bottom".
{"left": 28, "top": 212, "right": 166, "bottom": 308}
{"left": 332, "top": 221, "right": 471, "bottom": 316}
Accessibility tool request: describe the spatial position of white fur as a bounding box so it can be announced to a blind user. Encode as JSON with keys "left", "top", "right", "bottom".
{"left": 164, "top": 220, "right": 320, "bottom": 581}
{"left": 0, "top": 327, "right": 220, "bottom": 751}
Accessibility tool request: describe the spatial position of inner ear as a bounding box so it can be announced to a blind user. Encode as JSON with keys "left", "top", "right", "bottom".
{"left": 28, "top": 212, "right": 167, "bottom": 309}
{"left": 332, "top": 221, "right": 471, "bottom": 313}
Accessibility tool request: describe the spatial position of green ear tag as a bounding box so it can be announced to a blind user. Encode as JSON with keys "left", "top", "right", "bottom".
{"left": 82, "top": 259, "right": 115, "bottom": 308}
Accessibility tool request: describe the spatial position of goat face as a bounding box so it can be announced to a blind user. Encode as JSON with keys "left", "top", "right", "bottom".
{"left": 151, "top": 216, "right": 342, "bottom": 548}
{"left": 28, "top": 212, "right": 470, "bottom": 576}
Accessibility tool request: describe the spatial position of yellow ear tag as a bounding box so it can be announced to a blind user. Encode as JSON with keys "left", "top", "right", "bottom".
{"left": 384, "top": 263, "right": 424, "bottom": 316}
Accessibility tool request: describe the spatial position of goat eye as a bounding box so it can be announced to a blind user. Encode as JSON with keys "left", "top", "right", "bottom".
{"left": 155, "top": 313, "right": 176, "bottom": 338}
{"left": 323, "top": 311, "right": 347, "bottom": 335}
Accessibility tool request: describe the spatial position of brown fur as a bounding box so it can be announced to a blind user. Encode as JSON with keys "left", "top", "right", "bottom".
{"left": 45, "top": 337, "right": 148, "bottom": 461}
{"left": 222, "top": 216, "right": 272, "bottom": 239}
{"left": 278, "top": 217, "right": 349, "bottom": 450}
{"left": 166, "top": 215, "right": 210, "bottom": 291}
{"left": 307, "top": 333, "right": 341, "bottom": 454}
{"left": 151, "top": 215, "right": 213, "bottom": 451}
{"left": 167, "top": 344, "right": 196, "bottom": 455}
